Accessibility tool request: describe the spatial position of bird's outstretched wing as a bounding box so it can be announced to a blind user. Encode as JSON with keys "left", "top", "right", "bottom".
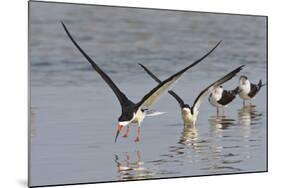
{"left": 139, "top": 63, "right": 185, "bottom": 107}
{"left": 192, "top": 65, "right": 244, "bottom": 113}
{"left": 61, "top": 22, "right": 133, "bottom": 107}
{"left": 137, "top": 41, "right": 222, "bottom": 109}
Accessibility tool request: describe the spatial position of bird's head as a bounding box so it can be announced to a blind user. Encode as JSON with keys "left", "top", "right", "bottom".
{"left": 115, "top": 113, "right": 135, "bottom": 143}
{"left": 239, "top": 75, "right": 248, "bottom": 85}
{"left": 214, "top": 86, "right": 223, "bottom": 94}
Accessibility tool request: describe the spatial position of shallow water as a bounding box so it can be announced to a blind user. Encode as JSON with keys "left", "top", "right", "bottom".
{"left": 29, "top": 2, "right": 267, "bottom": 187}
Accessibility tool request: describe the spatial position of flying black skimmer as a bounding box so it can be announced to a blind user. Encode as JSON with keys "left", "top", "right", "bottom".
{"left": 61, "top": 21, "right": 221, "bottom": 142}
{"left": 208, "top": 86, "right": 239, "bottom": 116}
{"left": 238, "top": 75, "right": 265, "bottom": 106}
{"left": 139, "top": 64, "right": 244, "bottom": 126}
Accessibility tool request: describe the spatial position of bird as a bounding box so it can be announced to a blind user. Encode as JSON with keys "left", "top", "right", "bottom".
{"left": 238, "top": 75, "right": 265, "bottom": 106}
{"left": 139, "top": 63, "right": 244, "bottom": 126}
{"left": 208, "top": 85, "right": 239, "bottom": 116}
{"left": 61, "top": 21, "right": 222, "bottom": 142}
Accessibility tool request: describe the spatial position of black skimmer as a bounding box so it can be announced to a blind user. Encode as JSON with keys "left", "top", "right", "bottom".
{"left": 208, "top": 86, "right": 239, "bottom": 116}
{"left": 139, "top": 64, "right": 244, "bottom": 126}
{"left": 238, "top": 75, "right": 265, "bottom": 106}
{"left": 61, "top": 21, "right": 222, "bottom": 142}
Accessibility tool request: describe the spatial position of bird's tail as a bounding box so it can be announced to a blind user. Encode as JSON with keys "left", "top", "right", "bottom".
{"left": 258, "top": 80, "right": 266, "bottom": 88}
{"left": 145, "top": 109, "right": 166, "bottom": 117}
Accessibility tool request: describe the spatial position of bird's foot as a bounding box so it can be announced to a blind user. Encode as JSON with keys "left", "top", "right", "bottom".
{"left": 134, "top": 137, "right": 140, "bottom": 142}
{"left": 123, "top": 134, "right": 129, "bottom": 138}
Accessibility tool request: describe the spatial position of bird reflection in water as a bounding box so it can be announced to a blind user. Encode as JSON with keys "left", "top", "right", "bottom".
{"left": 166, "top": 124, "right": 202, "bottom": 165}
{"left": 208, "top": 115, "right": 236, "bottom": 156}
{"left": 114, "top": 150, "right": 154, "bottom": 180}
{"left": 238, "top": 105, "right": 263, "bottom": 127}
{"left": 208, "top": 115, "right": 236, "bottom": 133}
{"left": 178, "top": 124, "right": 199, "bottom": 145}
{"left": 238, "top": 104, "right": 263, "bottom": 141}
{"left": 207, "top": 115, "right": 242, "bottom": 173}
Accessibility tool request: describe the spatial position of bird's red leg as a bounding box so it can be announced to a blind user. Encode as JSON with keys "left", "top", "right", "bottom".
{"left": 134, "top": 127, "right": 141, "bottom": 142}
{"left": 123, "top": 126, "right": 130, "bottom": 138}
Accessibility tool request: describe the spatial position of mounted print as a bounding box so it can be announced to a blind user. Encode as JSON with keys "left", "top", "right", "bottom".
{"left": 28, "top": 1, "right": 268, "bottom": 187}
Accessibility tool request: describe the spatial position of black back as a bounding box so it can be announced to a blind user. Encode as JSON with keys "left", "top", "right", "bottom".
{"left": 217, "top": 89, "right": 237, "bottom": 106}
{"left": 248, "top": 80, "right": 263, "bottom": 98}
{"left": 118, "top": 102, "right": 138, "bottom": 122}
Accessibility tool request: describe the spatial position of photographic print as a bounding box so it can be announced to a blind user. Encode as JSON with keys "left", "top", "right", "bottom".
{"left": 29, "top": 1, "right": 267, "bottom": 187}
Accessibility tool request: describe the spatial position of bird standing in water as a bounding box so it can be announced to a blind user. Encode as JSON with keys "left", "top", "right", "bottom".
{"left": 238, "top": 75, "right": 265, "bottom": 106}
{"left": 208, "top": 86, "right": 239, "bottom": 116}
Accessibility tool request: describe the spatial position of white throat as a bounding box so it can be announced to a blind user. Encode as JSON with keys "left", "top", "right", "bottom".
{"left": 211, "top": 87, "right": 223, "bottom": 101}
{"left": 239, "top": 79, "right": 251, "bottom": 94}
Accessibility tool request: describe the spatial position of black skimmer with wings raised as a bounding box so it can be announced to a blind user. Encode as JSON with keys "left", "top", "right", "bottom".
{"left": 61, "top": 21, "right": 221, "bottom": 142}
{"left": 139, "top": 64, "right": 244, "bottom": 126}
{"left": 238, "top": 75, "right": 265, "bottom": 106}
{"left": 208, "top": 86, "right": 239, "bottom": 116}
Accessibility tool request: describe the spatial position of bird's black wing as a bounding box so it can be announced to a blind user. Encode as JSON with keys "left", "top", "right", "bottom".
{"left": 61, "top": 22, "right": 132, "bottom": 107}
{"left": 192, "top": 65, "right": 244, "bottom": 113}
{"left": 248, "top": 83, "right": 260, "bottom": 98}
{"left": 137, "top": 41, "right": 222, "bottom": 109}
{"left": 217, "top": 90, "right": 237, "bottom": 106}
{"left": 139, "top": 63, "right": 185, "bottom": 107}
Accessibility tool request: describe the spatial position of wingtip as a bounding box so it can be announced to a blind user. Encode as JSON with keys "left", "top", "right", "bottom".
{"left": 236, "top": 65, "right": 245, "bottom": 73}
{"left": 210, "top": 40, "right": 223, "bottom": 51}
{"left": 231, "top": 65, "right": 245, "bottom": 76}
{"left": 138, "top": 63, "right": 145, "bottom": 68}
{"left": 61, "top": 21, "right": 67, "bottom": 31}
{"left": 215, "top": 40, "right": 223, "bottom": 47}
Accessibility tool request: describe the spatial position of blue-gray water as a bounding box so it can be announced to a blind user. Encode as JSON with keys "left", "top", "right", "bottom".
{"left": 30, "top": 2, "right": 267, "bottom": 187}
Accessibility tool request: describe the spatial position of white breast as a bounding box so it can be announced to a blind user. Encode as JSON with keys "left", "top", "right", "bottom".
{"left": 208, "top": 88, "right": 223, "bottom": 107}
{"left": 131, "top": 109, "right": 145, "bottom": 126}
{"left": 209, "top": 94, "right": 221, "bottom": 107}
{"left": 181, "top": 108, "right": 198, "bottom": 126}
{"left": 239, "top": 80, "right": 251, "bottom": 100}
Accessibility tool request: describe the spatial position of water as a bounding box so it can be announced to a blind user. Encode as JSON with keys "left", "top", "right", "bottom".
{"left": 29, "top": 2, "right": 267, "bottom": 187}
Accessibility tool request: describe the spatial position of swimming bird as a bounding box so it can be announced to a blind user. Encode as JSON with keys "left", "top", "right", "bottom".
{"left": 208, "top": 86, "right": 239, "bottom": 116}
{"left": 61, "top": 21, "right": 221, "bottom": 142}
{"left": 238, "top": 75, "right": 265, "bottom": 106}
{"left": 139, "top": 64, "right": 244, "bottom": 126}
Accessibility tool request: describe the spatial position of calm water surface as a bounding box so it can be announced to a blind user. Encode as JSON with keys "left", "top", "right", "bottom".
{"left": 30, "top": 2, "right": 267, "bottom": 186}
